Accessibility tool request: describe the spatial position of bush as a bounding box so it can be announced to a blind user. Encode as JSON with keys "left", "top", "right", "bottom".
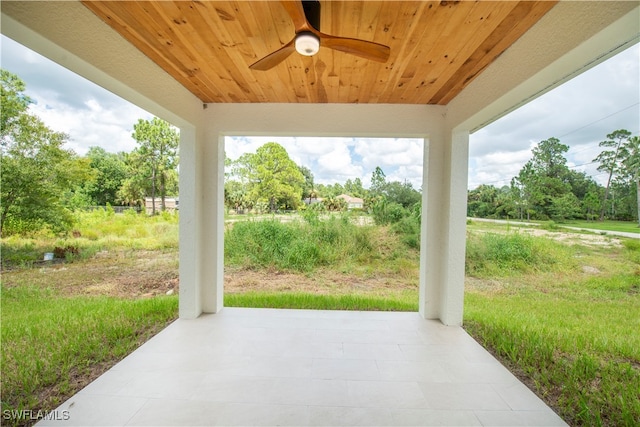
{"left": 371, "top": 199, "right": 407, "bottom": 225}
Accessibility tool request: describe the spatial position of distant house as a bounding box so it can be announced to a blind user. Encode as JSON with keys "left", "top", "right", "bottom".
{"left": 303, "top": 197, "right": 323, "bottom": 206}
{"left": 145, "top": 197, "right": 178, "bottom": 214}
{"left": 337, "top": 194, "right": 364, "bottom": 210}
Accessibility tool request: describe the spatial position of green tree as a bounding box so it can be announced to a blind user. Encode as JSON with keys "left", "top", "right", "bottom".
{"left": 298, "top": 165, "right": 316, "bottom": 203}
{"left": 549, "top": 192, "right": 581, "bottom": 222}
{"left": 513, "top": 163, "right": 541, "bottom": 220}
{"left": 621, "top": 136, "right": 640, "bottom": 225}
{"left": 323, "top": 196, "right": 347, "bottom": 212}
{"left": 0, "top": 69, "right": 31, "bottom": 140}
{"left": 594, "top": 129, "right": 632, "bottom": 221}
{"left": 370, "top": 166, "right": 386, "bottom": 196}
{"left": 467, "top": 184, "right": 499, "bottom": 218}
{"left": 582, "top": 184, "right": 603, "bottom": 221}
{"left": 127, "top": 118, "right": 179, "bottom": 214}
{"left": 494, "top": 185, "right": 520, "bottom": 219}
{"left": 117, "top": 165, "right": 147, "bottom": 208}
{"left": 77, "top": 146, "right": 128, "bottom": 206}
{"left": 234, "top": 142, "right": 305, "bottom": 211}
{"left": 224, "top": 180, "right": 250, "bottom": 213}
{"left": 1, "top": 70, "right": 89, "bottom": 234}
{"left": 384, "top": 180, "right": 421, "bottom": 208}
{"left": 344, "top": 178, "right": 365, "bottom": 198}
{"left": 516, "top": 137, "right": 572, "bottom": 220}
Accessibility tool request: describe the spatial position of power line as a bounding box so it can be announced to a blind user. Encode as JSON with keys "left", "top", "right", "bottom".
{"left": 472, "top": 105, "right": 639, "bottom": 187}
{"left": 558, "top": 102, "right": 639, "bottom": 140}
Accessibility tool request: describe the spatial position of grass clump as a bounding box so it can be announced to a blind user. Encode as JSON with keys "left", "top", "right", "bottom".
{"left": 465, "top": 231, "right": 575, "bottom": 277}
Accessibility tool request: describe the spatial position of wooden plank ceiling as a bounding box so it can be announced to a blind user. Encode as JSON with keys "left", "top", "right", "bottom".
{"left": 82, "top": 1, "right": 556, "bottom": 104}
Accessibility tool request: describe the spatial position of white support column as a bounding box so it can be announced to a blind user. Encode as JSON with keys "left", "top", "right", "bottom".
{"left": 440, "top": 131, "right": 469, "bottom": 326}
{"left": 419, "top": 132, "right": 445, "bottom": 321}
{"left": 178, "top": 126, "right": 202, "bottom": 319}
{"left": 419, "top": 129, "right": 469, "bottom": 326}
{"left": 199, "top": 131, "right": 225, "bottom": 313}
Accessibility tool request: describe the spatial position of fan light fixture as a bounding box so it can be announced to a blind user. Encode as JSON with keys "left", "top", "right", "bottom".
{"left": 249, "top": 0, "right": 390, "bottom": 71}
{"left": 295, "top": 32, "right": 320, "bottom": 56}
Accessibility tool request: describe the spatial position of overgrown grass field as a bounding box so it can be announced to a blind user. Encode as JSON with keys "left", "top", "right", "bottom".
{"left": 1, "top": 210, "right": 639, "bottom": 426}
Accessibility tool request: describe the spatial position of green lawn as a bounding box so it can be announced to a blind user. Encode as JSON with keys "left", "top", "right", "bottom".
{"left": 561, "top": 219, "right": 640, "bottom": 234}
{"left": 225, "top": 291, "right": 417, "bottom": 311}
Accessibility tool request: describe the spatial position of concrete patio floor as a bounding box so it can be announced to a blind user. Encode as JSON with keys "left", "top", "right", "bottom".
{"left": 38, "top": 308, "right": 567, "bottom": 426}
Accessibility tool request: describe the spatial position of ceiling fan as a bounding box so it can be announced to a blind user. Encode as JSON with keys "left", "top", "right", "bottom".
{"left": 249, "top": 0, "right": 391, "bottom": 71}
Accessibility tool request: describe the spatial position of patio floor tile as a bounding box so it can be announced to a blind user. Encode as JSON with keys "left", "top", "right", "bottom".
{"left": 36, "top": 308, "right": 567, "bottom": 426}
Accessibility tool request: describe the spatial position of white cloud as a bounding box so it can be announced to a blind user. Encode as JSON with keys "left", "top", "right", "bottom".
{"left": 225, "top": 136, "right": 422, "bottom": 188}
{"left": 28, "top": 91, "right": 152, "bottom": 156}
{"left": 468, "top": 44, "right": 639, "bottom": 189}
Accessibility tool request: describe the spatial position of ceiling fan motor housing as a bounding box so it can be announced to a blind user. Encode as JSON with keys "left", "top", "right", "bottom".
{"left": 295, "top": 31, "right": 320, "bottom": 56}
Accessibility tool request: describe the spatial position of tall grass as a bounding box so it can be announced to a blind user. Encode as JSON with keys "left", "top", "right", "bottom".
{"left": 465, "top": 231, "right": 577, "bottom": 277}
{"left": 225, "top": 215, "right": 377, "bottom": 272}
{"left": 465, "top": 293, "right": 640, "bottom": 426}
{"left": 1, "top": 209, "right": 178, "bottom": 269}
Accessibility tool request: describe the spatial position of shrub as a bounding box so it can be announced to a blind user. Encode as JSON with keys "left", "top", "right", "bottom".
{"left": 371, "top": 199, "right": 407, "bottom": 225}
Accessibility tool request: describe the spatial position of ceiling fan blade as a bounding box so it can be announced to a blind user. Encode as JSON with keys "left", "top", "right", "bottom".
{"left": 280, "top": 0, "right": 310, "bottom": 31}
{"left": 320, "top": 33, "right": 390, "bottom": 63}
{"left": 249, "top": 38, "right": 296, "bottom": 71}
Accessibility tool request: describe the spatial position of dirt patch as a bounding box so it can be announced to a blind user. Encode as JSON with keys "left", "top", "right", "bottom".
{"left": 464, "top": 276, "right": 508, "bottom": 293}
{"left": 225, "top": 266, "right": 418, "bottom": 296}
{"left": 473, "top": 226, "right": 623, "bottom": 248}
{"left": 522, "top": 228, "right": 622, "bottom": 248}
{"left": 2, "top": 251, "right": 179, "bottom": 299}
{"left": 3, "top": 250, "right": 419, "bottom": 300}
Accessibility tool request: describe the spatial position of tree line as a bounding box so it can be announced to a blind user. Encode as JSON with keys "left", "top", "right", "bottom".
{"left": 467, "top": 132, "right": 640, "bottom": 225}
{"left": 2, "top": 69, "right": 420, "bottom": 236}
{"left": 224, "top": 142, "right": 421, "bottom": 214}
{"left": 1, "top": 70, "right": 179, "bottom": 235}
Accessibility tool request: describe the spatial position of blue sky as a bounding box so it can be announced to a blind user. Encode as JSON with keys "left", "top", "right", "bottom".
{"left": 1, "top": 34, "right": 638, "bottom": 190}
